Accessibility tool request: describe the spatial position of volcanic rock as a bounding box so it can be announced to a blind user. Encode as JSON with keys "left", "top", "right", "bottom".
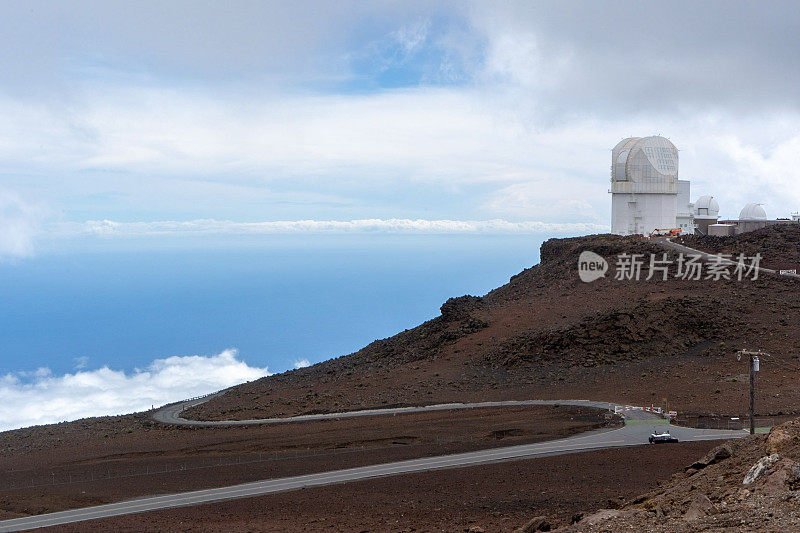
{"left": 743, "top": 454, "right": 780, "bottom": 485}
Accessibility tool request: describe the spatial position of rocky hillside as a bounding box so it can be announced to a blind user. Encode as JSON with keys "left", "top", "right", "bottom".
{"left": 557, "top": 419, "right": 800, "bottom": 532}
{"left": 185, "top": 230, "right": 800, "bottom": 422}
{"left": 676, "top": 224, "right": 800, "bottom": 270}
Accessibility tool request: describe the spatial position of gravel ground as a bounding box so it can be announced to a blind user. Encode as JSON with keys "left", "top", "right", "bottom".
{"left": 42, "top": 441, "right": 718, "bottom": 532}
{"left": 0, "top": 405, "right": 616, "bottom": 518}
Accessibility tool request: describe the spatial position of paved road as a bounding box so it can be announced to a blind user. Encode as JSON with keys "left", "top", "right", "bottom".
{"left": 153, "top": 396, "right": 621, "bottom": 426}
{"left": 0, "top": 402, "right": 745, "bottom": 532}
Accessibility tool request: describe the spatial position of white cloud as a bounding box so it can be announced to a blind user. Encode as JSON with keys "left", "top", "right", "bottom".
{"left": 293, "top": 359, "right": 311, "bottom": 369}
{"left": 483, "top": 182, "right": 599, "bottom": 220}
{"left": 0, "top": 188, "right": 45, "bottom": 259}
{"left": 52, "top": 218, "right": 609, "bottom": 237}
{"left": 0, "top": 4, "right": 798, "bottom": 235}
{"left": 0, "top": 349, "right": 270, "bottom": 432}
{"left": 3, "top": 85, "right": 800, "bottom": 228}
{"left": 27, "top": 87, "right": 519, "bottom": 182}
{"left": 472, "top": 2, "right": 800, "bottom": 116}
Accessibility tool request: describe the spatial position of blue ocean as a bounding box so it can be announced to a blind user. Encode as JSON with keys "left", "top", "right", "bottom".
{"left": 1, "top": 235, "right": 546, "bottom": 377}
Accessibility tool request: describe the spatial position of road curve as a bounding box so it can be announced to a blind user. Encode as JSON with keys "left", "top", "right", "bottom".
{"left": 1, "top": 401, "right": 745, "bottom": 531}
{"left": 153, "top": 396, "right": 621, "bottom": 426}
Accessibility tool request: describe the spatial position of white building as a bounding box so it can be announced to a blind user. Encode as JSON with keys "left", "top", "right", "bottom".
{"left": 610, "top": 136, "right": 684, "bottom": 235}
{"left": 693, "top": 195, "right": 720, "bottom": 234}
{"left": 608, "top": 136, "right": 792, "bottom": 237}
{"left": 738, "top": 203, "right": 768, "bottom": 233}
{"left": 676, "top": 179, "right": 694, "bottom": 234}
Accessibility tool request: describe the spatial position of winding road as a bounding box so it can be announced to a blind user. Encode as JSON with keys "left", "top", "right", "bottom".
{"left": 0, "top": 397, "right": 746, "bottom": 532}
{"left": 153, "top": 396, "right": 619, "bottom": 426}
{"left": 1, "top": 237, "right": 772, "bottom": 531}
{"left": 0, "top": 237, "right": 785, "bottom": 531}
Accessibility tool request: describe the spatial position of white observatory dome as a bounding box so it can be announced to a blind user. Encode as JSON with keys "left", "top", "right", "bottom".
{"left": 610, "top": 135, "right": 682, "bottom": 236}
{"left": 694, "top": 195, "right": 720, "bottom": 219}
{"left": 611, "top": 136, "right": 678, "bottom": 184}
{"left": 739, "top": 203, "right": 767, "bottom": 221}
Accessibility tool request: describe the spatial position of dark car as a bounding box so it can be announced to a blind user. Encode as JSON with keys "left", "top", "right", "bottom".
{"left": 649, "top": 432, "right": 679, "bottom": 444}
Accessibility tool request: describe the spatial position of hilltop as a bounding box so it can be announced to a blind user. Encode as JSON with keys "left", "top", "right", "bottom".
{"left": 187, "top": 226, "right": 800, "bottom": 423}
{"left": 676, "top": 224, "right": 800, "bottom": 271}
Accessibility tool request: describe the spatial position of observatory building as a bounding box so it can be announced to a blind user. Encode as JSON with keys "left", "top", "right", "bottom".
{"left": 693, "top": 195, "right": 720, "bottom": 235}
{"left": 609, "top": 135, "right": 797, "bottom": 236}
{"left": 610, "top": 136, "right": 691, "bottom": 235}
{"left": 711, "top": 203, "right": 772, "bottom": 236}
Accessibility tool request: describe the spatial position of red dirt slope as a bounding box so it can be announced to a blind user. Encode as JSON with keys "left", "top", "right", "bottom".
{"left": 186, "top": 229, "right": 800, "bottom": 423}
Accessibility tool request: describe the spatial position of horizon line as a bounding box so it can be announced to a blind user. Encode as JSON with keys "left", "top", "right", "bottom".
{"left": 49, "top": 218, "right": 610, "bottom": 238}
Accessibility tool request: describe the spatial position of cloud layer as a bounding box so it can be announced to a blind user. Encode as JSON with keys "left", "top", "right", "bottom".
{"left": 1, "top": 2, "right": 798, "bottom": 232}
{"left": 474, "top": 1, "right": 800, "bottom": 116}
{"left": 53, "top": 218, "right": 609, "bottom": 237}
{"left": 0, "top": 349, "right": 270, "bottom": 431}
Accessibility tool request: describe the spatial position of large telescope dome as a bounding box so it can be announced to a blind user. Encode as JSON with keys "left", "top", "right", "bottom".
{"left": 610, "top": 135, "right": 681, "bottom": 236}
{"left": 611, "top": 136, "right": 678, "bottom": 184}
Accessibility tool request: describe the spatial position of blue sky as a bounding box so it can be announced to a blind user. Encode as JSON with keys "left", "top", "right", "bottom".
{"left": 1, "top": 1, "right": 800, "bottom": 429}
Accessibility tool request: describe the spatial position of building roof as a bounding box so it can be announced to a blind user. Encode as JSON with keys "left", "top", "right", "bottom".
{"left": 739, "top": 203, "right": 767, "bottom": 221}
{"left": 611, "top": 136, "right": 678, "bottom": 184}
{"left": 694, "top": 195, "right": 720, "bottom": 219}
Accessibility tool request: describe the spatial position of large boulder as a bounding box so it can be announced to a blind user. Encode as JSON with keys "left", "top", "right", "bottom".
{"left": 757, "top": 458, "right": 800, "bottom": 495}
{"left": 439, "top": 295, "right": 482, "bottom": 321}
{"left": 573, "top": 509, "right": 647, "bottom": 527}
{"left": 743, "top": 454, "right": 781, "bottom": 485}
{"left": 689, "top": 443, "right": 733, "bottom": 471}
{"left": 766, "top": 421, "right": 800, "bottom": 458}
{"left": 514, "top": 516, "right": 551, "bottom": 532}
{"left": 683, "top": 494, "right": 713, "bottom": 521}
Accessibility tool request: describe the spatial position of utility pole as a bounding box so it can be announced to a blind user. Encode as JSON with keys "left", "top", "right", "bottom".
{"left": 737, "top": 350, "right": 768, "bottom": 435}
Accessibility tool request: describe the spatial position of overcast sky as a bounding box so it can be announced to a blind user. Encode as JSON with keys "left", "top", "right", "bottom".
{"left": 1, "top": 0, "right": 799, "bottom": 257}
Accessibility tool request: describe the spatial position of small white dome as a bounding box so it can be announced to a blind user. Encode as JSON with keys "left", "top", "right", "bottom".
{"left": 739, "top": 203, "right": 767, "bottom": 221}
{"left": 694, "top": 195, "right": 720, "bottom": 219}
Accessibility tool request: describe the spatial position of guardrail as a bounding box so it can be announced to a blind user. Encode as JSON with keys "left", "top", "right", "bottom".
{"left": 613, "top": 405, "right": 673, "bottom": 417}
{"left": 183, "top": 393, "right": 217, "bottom": 402}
